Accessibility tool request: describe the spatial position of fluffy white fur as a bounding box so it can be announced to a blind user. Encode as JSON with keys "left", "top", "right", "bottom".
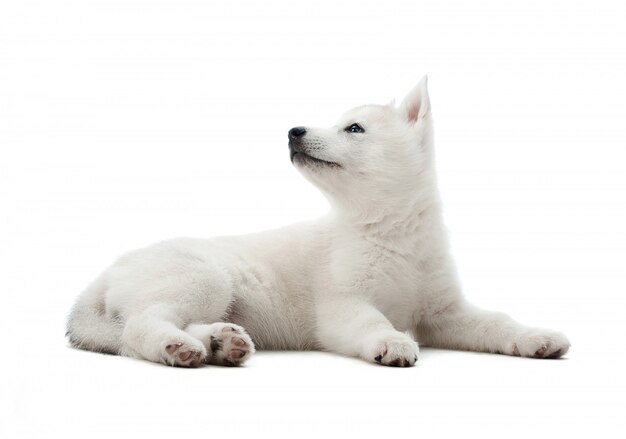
{"left": 67, "top": 77, "right": 570, "bottom": 367}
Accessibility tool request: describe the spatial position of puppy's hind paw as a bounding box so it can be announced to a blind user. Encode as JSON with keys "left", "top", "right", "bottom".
{"left": 205, "top": 323, "right": 256, "bottom": 366}
{"left": 162, "top": 340, "right": 206, "bottom": 367}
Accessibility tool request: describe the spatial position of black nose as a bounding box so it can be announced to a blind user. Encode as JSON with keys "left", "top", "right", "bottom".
{"left": 288, "top": 126, "right": 306, "bottom": 139}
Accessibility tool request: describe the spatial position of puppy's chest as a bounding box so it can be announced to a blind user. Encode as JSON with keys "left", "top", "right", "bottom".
{"left": 361, "top": 246, "right": 428, "bottom": 308}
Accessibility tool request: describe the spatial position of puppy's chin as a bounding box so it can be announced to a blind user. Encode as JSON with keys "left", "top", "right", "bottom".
{"left": 292, "top": 151, "right": 341, "bottom": 169}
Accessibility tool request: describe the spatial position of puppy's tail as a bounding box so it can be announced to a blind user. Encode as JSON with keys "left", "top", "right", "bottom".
{"left": 66, "top": 276, "right": 123, "bottom": 355}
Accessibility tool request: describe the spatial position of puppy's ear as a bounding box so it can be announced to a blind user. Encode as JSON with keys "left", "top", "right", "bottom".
{"left": 400, "top": 75, "right": 431, "bottom": 123}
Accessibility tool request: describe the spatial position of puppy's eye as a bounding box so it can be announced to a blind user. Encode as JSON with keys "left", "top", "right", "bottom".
{"left": 345, "top": 123, "right": 364, "bottom": 133}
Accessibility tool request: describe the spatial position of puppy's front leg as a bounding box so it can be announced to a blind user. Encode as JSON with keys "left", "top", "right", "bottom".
{"left": 316, "top": 297, "right": 419, "bottom": 367}
{"left": 417, "top": 302, "right": 570, "bottom": 358}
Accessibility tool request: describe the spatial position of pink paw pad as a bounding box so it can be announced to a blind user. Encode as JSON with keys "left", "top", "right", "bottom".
{"left": 164, "top": 342, "right": 204, "bottom": 367}
{"left": 232, "top": 337, "right": 246, "bottom": 347}
{"left": 166, "top": 343, "right": 183, "bottom": 355}
{"left": 230, "top": 349, "right": 246, "bottom": 359}
{"left": 207, "top": 323, "right": 255, "bottom": 366}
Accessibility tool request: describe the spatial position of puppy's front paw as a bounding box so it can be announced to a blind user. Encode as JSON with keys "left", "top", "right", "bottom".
{"left": 511, "top": 329, "right": 570, "bottom": 359}
{"left": 369, "top": 333, "right": 419, "bottom": 367}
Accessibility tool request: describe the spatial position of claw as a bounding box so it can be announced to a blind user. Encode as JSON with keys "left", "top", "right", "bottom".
{"left": 547, "top": 349, "right": 563, "bottom": 359}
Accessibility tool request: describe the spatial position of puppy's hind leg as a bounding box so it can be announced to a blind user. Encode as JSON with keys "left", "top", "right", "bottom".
{"left": 186, "top": 323, "right": 255, "bottom": 366}
{"left": 122, "top": 303, "right": 207, "bottom": 367}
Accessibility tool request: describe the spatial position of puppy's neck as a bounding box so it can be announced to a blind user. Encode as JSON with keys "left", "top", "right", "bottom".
{"left": 331, "top": 189, "right": 443, "bottom": 255}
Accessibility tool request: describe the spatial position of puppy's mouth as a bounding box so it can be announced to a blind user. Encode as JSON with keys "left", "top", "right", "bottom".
{"left": 289, "top": 143, "right": 341, "bottom": 168}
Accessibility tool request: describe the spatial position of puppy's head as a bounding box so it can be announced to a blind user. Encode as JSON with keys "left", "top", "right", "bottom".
{"left": 288, "top": 76, "right": 434, "bottom": 217}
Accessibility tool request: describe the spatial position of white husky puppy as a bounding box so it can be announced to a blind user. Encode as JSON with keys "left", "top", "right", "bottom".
{"left": 67, "top": 77, "right": 570, "bottom": 367}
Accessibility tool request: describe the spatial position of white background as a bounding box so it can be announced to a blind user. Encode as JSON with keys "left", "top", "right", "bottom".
{"left": 1, "top": 0, "right": 625, "bottom": 437}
